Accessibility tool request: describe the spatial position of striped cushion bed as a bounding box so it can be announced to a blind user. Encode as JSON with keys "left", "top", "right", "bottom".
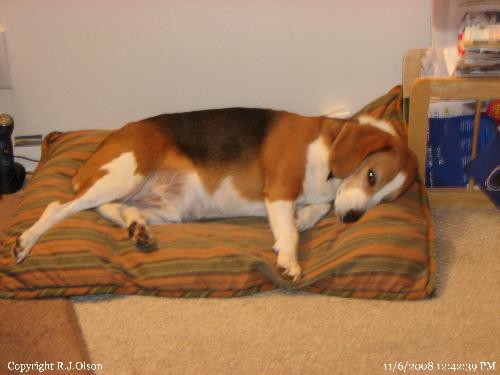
{"left": 0, "top": 86, "right": 435, "bottom": 300}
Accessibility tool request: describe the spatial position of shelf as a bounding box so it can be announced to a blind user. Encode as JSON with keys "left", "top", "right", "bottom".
{"left": 404, "top": 49, "right": 498, "bottom": 208}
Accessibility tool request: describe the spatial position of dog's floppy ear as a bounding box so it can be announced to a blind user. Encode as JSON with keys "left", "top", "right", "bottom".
{"left": 330, "top": 121, "right": 392, "bottom": 177}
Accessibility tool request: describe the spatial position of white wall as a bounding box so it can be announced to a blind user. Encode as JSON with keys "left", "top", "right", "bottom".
{"left": 0, "top": 0, "right": 431, "bottom": 167}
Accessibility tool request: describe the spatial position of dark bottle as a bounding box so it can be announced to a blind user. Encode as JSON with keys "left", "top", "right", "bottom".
{"left": 0, "top": 114, "right": 26, "bottom": 193}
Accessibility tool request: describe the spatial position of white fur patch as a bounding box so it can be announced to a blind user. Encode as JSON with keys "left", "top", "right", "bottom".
{"left": 92, "top": 152, "right": 144, "bottom": 201}
{"left": 334, "top": 187, "right": 369, "bottom": 218}
{"left": 296, "top": 203, "right": 331, "bottom": 232}
{"left": 369, "top": 171, "right": 406, "bottom": 207}
{"left": 358, "top": 115, "right": 397, "bottom": 137}
{"left": 97, "top": 203, "right": 128, "bottom": 227}
{"left": 299, "top": 136, "right": 341, "bottom": 205}
{"left": 201, "top": 175, "right": 266, "bottom": 218}
{"left": 265, "top": 200, "right": 298, "bottom": 253}
{"left": 265, "top": 199, "right": 301, "bottom": 280}
{"left": 128, "top": 171, "right": 266, "bottom": 223}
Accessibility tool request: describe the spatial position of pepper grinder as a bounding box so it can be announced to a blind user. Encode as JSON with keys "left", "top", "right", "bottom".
{"left": 0, "top": 114, "right": 26, "bottom": 193}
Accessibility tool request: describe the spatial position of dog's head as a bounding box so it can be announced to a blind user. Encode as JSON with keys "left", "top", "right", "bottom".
{"left": 329, "top": 116, "right": 418, "bottom": 223}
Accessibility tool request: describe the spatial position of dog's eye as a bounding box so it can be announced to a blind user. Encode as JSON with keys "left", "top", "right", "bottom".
{"left": 367, "top": 169, "right": 377, "bottom": 187}
{"left": 326, "top": 171, "right": 334, "bottom": 181}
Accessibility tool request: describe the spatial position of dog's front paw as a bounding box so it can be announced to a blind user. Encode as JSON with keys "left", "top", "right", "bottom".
{"left": 295, "top": 203, "right": 331, "bottom": 232}
{"left": 276, "top": 251, "right": 302, "bottom": 283}
{"left": 128, "top": 221, "right": 156, "bottom": 251}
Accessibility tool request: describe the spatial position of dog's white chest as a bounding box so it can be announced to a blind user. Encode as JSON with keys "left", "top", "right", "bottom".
{"left": 297, "top": 137, "right": 340, "bottom": 205}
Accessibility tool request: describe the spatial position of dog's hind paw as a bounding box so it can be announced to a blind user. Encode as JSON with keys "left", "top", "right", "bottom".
{"left": 128, "top": 221, "right": 156, "bottom": 251}
{"left": 12, "top": 233, "right": 32, "bottom": 264}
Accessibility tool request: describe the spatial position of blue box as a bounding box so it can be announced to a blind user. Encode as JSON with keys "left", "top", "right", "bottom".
{"left": 426, "top": 113, "right": 497, "bottom": 187}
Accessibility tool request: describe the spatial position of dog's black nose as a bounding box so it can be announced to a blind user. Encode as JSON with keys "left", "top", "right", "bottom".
{"left": 342, "top": 210, "right": 363, "bottom": 223}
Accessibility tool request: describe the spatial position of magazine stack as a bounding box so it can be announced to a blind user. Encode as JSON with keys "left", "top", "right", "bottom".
{"left": 455, "top": 11, "right": 500, "bottom": 76}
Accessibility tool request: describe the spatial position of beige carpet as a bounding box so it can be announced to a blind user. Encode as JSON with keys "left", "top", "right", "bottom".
{"left": 74, "top": 208, "right": 500, "bottom": 375}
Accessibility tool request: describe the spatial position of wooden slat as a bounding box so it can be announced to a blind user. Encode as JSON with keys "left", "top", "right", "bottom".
{"left": 411, "top": 77, "right": 500, "bottom": 100}
{"left": 469, "top": 100, "right": 483, "bottom": 190}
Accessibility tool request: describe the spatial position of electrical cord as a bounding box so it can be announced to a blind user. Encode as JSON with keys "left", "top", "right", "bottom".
{"left": 14, "top": 155, "right": 40, "bottom": 163}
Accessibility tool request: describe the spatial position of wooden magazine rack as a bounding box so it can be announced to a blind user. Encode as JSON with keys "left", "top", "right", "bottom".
{"left": 404, "top": 49, "right": 499, "bottom": 208}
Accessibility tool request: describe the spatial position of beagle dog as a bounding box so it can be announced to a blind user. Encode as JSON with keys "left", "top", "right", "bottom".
{"left": 13, "top": 109, "right": 418, "bottom": 281}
